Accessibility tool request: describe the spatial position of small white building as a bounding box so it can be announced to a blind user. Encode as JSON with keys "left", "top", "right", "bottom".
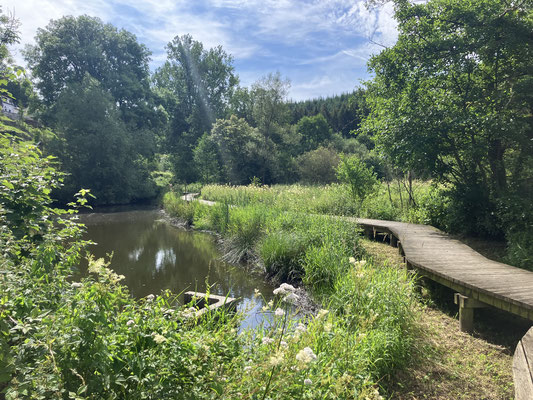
{"left": 1, "top": 96, "right": 19, "bottom": 117}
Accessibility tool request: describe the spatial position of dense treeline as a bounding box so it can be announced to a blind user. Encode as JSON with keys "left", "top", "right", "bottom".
{"left": 288, "top": 90, "right": 366, "bottom": 137}
{"left": 1, "top": 0, "right": 532, "bottom": 266}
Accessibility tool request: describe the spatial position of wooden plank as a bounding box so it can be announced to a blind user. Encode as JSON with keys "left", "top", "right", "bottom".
{"left": 513, "top": 341, "right": 533, "bottom": 400}
{"left": 520, "top": 328, "right": 533, "bottom": 381}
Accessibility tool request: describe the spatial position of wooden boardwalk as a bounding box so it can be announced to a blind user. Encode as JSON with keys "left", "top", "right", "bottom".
{"left": 356, "top": 218, "right": 533, "bottom": 399}
{"left": 182, "top": 194, "right": 533, "bottom": 397}
{"left": 356, "top": 218, "right": 533, "bottom": 327}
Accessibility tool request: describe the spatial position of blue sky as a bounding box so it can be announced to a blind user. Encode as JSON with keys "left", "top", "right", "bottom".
{"left": 4, "top": 0, "right": 398, "bottom": 101}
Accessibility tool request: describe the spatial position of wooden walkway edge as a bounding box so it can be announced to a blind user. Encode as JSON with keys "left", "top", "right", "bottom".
{"left": 355, "top": 218, "right": 533, "bottom": 399}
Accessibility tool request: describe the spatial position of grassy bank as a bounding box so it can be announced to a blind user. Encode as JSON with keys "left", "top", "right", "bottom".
{"left": 1, "top": 135, "right": 419, "bottom": 400}
{"left": 200, "top": 182, "right": 446, "bottom": 227}
{"left": 163, "top": 190, "right": 419, "bottom": 398}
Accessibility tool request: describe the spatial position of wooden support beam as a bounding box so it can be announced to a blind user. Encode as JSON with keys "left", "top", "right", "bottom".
{"left": 454, "top": 293, "right": 487, "bottom": 333}
{"left": 390, "top": 235, "right": 398, "bottom": 247}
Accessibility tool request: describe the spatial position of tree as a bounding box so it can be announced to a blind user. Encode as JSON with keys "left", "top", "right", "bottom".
{"left": 193, "top": 133, "right": 222, "bottom": 184}
{"left": 336, "top": 155, "right": 378, "bottom": 202}
{"left": 296, "top": 114, "right": 333, "bottom": 152}
{"left": 210, "top": 115, "right": 262, "bottom": 184}
{"left": 0, "top": 6, "right": 20, "bottom": 62}
{"left": 250, "top": 72, "right": 290, "bottom": 141}
{"left": 49, "top": 75, "right": 155, "bottom": 205}
{"left": 361, "top": 0, "right": 533, "bottom": 236}
{"left": 297, "top": 146, "right": 340, "bottom": 184}
{"left": 153, "top": 34, "right": 238, "bottom": 182}
{"left": 24, "top": 15, "right": 153, "bottom": 126}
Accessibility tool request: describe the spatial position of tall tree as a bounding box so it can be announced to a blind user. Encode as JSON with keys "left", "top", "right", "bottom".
{"left": 153, "top": 34, "right": 238, "bottom": 182}
{"left": 24, "top": 15, "right": 153, "bottom": 127}
{"left": 210, "top": 115, "right": 262, "bottom": 184}
{"left": 296, "top": 114, "right": 333, "bottom": 152}
{"left": 361, "top": 0, "right": 533, "bottom": 236}
{"left": 50, "top": 75, "right": 155, "bottom": 205}
{"left": 250, "top": 72, "right": 290, "bottom": 142}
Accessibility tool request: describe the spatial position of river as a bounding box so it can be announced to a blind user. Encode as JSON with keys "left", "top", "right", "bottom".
{"left": 76, "top": 208, "right": 274, "bottom": 329}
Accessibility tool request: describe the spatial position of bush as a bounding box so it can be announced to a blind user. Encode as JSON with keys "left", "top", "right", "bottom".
{"left": 162, "top": 191, "right": 199, "bottom": 226}
{"left": 223, "top": 205, "right": 267, "bottom": 263}
{"left": 336, "top": 154, "right": 378, "bottom": 201}
{"left": 297, "top": 146, "right": 340, "bottom": 184}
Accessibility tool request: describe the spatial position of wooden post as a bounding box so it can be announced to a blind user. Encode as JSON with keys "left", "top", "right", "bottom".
{"left": 390, "top": 235, "right": 398, "bottom": 248}
{"left": 454, "top": 293, "right": 486, "bottom": 333}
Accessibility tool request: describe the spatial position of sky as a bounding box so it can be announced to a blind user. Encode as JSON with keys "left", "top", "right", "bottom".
{"left": 3, "top": 0, "right": 399, "bottom": 101}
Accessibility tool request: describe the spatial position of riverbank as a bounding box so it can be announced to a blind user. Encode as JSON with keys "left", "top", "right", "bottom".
{"left": 164, "top": 185, "right": 527, "bottom": 399}
{"left": 163, "top": 190, "right": 418, "bottom": 398}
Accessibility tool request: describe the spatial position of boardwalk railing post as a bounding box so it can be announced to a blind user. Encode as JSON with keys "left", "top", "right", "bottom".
{"left": 454, "top": 293, "right": 486, "bottom": 333}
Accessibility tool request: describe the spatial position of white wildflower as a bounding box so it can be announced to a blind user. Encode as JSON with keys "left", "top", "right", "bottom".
{"left": 273, "top": 283, "right": 296, "bottom": 296}
{"left": 324, "top": 322, "right": 332, "bottom": 333}
{"left": 304, "top": 378, "right": 313, "bottom": 386}
{"left": 146, "top": 294, "right": 155, "bottom": 302}
{"left": 274, "top": 308, "right": 285, "bottom": 317}
{"left": 349, "top": 257, "right": 356, "bottom": 264}
{"left": 152, "top": 333, "right": 166, "bottom": 344}
{"left": 316, "top": 309, "right": 329, "bottom": 319}
{"left": 269, "top": 353, "right": 284, "bottom": 367}
{"left": 293, "top": 322, "right": 307, "bottom": 338}
{"left": 126, "top": 319, "right": 135, "bottom": 326}
{"left": 244, "top": 366, "right": 252, "bottom": 372}
{"left": 262, "top": 337, "right": 274, "bottom": 345}
{"left": 262, "top": 299, "right": 273, "bottom": 311}
{"left": 296, "top": 347, "right": 317, "bottom": 364}
{"left": 71, "top": 282, "right": 82, "bottom": 289}
{"left": 280, "top": 340, "right": 288, "bottom": 348}
{"left": 253, "top": 288, "right": 261, "bottom": 298}
{"left": 283, "top": 292, "right": 299, "bottom": 304}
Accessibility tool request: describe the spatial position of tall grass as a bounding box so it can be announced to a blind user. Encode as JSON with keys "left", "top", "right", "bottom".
{"left": 163, "top": 186, "right": 419, "bottom": 397}
{"left": 200, "top": 181, "right": 447, "bottom": 227}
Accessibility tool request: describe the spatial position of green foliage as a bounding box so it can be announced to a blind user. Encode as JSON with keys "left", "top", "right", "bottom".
{"left": 24, "top": 15, "right": 153, "bottom": 125}
{"left": 336, "top": 155, "right": 378, "bottom": 201}
{"left": 224, "top": 204, "right": 267, "bottom": 263}
{"left": 162, "top": 191, "right": 201, "bottom": 226}
{"left": 163, "top": 185, "right": 418, "bottom": 398}
{"left": 288, "top": 89, "right": 366, "bottom": 137}
{"left": 259, "top": 230, "right": 307, "bottom": 281}
{"left": 297, "top": 146, "right": 340, "bottom": 184}
{"left": 296, "top": 114, "right": 332, "bottom": 152}
{"left": 153, "top": 34, "right": 238, "bottom": 182}
{"left": 48, "top": 75, "right": 156, "bottom": 205}
{"left": 362, "top": 0, "right": 533, "bottom": 239}
{"left": 210, "top": 115, "right": 261, "bottom": 184}
{"left": 193, "top": 133, "right": 222, "bottom": 184}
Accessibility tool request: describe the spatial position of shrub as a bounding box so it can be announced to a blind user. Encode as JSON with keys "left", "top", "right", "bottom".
{"left": 336, "top": 154, "right": 379, "bottom": 201}
{"left": 297, "top": 146, "right": 340, "bottom": 184}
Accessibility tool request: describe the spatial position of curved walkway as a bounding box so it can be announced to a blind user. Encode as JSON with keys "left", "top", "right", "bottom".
{"left": 356, "top": 218, "right": 533, "bottom": 324}
{"left": 182, "top": 194, "right": 533, "bottom": 397}
{"left": 356, "top": 218, "right": 533, "bottom": 400}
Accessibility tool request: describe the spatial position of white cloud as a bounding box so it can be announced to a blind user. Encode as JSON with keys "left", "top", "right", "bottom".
{"left": 2, "top": 0, "right": 399, "bottom": 100}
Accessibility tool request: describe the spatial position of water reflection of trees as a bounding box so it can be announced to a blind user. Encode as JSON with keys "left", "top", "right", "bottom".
{"left": 79, "top": 211, "right": 273, "bottom": 302}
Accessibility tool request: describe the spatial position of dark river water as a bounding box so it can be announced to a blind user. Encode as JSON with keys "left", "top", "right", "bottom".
{"left": 77, "top": 208, "right": 274, "bottom": 329}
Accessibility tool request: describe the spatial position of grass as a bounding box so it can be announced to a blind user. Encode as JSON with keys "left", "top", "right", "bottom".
{"left": 200, "top": 181, "right": 445, "bottom": 225}
{"left": 360, "top": 238, "right": 523, "bottom": 400}
{"left": 163, "top": 184, "right": 531, "bottom": 399}
{"left": 162, "top": 188, "right": 419, "bottom": 398}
